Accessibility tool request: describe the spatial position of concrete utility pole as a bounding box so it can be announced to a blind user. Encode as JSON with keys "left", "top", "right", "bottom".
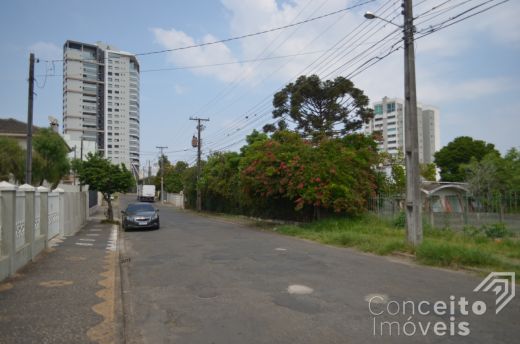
{"left": 26, "top": 53, "right": 35, "bottom": 185}
{"left": 79, "top": 137, "right": 84, "bottom": 192}
{"left": 156, "top": 146, "right": 168, "bottom": 203}
{"left": 403, "top": 0, "right": 422, "bottom": 246}
{"left": 148, "top": 160, "right": 151, "bottom": 184}
{"left": 365, "top": 0, "right": 422, "bottom": 245}
{"left": 189, "top": 116, "right": 209, "bottom": 212}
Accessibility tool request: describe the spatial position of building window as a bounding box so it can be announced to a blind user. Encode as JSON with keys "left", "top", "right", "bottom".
{"left": 387, "top": 102, "right": 396, "bottom": 112}
{"left": 374, "top": 104, "right": 383, "bottom": 114}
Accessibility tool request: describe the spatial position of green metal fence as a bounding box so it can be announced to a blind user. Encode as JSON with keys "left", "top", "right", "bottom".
{"left": 368, "top": 192, "right": 520, "bottom": 232}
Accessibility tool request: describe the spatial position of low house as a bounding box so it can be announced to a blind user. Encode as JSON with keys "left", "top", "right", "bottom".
{"left": 421, "top": 182, "right": 470, "bottom": 213}
{"left": 0, "top": 118, "right": 40, "bottom": 149}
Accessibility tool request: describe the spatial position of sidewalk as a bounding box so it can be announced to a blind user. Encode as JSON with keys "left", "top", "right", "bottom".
{"left": 0, "top": 211, "right": 120, "bottom": 344}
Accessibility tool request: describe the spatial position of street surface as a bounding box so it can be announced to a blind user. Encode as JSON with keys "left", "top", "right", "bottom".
{"left": 120, "top": 194, "right": 520, "bottom": 344}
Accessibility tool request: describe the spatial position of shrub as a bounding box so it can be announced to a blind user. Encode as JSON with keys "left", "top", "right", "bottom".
{"left": 393, "top": 211, "right": 406, "bottom": 228}
{"left": 483, "top": 223, "right": 511, "bottom": 239}
{"left": 463, "top": 225, "right": 483, "bottom": 238}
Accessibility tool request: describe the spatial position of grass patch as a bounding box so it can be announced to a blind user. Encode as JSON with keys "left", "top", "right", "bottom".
{"left": 274, "top": 214, "right": 520, "bottom": 277}
{"left": 416, "top": 241, "right": 498, "bottom": 267}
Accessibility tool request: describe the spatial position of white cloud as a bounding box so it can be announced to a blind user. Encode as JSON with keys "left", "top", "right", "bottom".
{"left": 151, "top": 27, "right": 254, "bottom": 83}
{"left": 418, "top": 77, "right": 513, "bottom": 104}
{"left": 151, "top": 0, "right": 360, "bottom": 84}
{"left": 174, "top": 84, "right": 187, "bottom": 95}
{"left": 28, "top": 42, "right": 61, "bottom": 60}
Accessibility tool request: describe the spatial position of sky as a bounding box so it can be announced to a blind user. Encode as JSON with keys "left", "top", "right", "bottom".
{"left": 0, "top": 0, "right": 519, "bottom": 170}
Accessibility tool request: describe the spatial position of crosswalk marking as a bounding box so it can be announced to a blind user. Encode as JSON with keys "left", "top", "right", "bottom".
{"left": 79, "top": 238, "right": 96, "bottom": 242}
{"left": 75, "top": 242, "right": 93, "bottom": 247}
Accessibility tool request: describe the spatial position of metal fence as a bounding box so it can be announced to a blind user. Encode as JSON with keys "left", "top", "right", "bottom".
{"left": 368, "top": 192, "right": 520, "bottom": 232}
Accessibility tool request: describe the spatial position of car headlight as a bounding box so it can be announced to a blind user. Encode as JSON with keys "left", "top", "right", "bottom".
{"left": 152, "top": 213, "right": 159, "bottom": 220}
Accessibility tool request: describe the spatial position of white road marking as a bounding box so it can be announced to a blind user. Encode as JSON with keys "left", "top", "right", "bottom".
{"left": 287, "top": 285, "right": 314, "bottom": 295}
{"left": 89, "top": 229, "right": 102, "bottom": 232}
{"left": 275, "top": 248, "right": 287, "bottom": 251}
{"left": 79, "top": 238, "right": 96, "bottom": 242}
{"left": 106, "top": 226, "right": 118, "bottom": 251}
{"left": 75, "top": 242, "right": 93, "bottom": 247}
{"left": 86, "top": 233, "right": 100, "bottom": 236}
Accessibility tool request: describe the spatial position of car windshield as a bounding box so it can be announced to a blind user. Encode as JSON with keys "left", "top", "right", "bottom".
{"left": 126, "top": 204, "right": 155, "bottom": 213}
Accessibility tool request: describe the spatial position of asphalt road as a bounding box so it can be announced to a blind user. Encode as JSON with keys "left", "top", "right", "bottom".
{"left": 118, "top": 194, "right": 519, "bottom": 344}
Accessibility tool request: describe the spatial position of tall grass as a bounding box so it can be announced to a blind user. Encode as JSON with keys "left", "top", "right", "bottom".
{"left": 275, "top": 214, "right": 520, "bottom": 277}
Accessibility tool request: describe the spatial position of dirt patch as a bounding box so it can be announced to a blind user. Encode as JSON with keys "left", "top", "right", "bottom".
{"left": 87, "top": 246, "right": 118, "bottom": 343}
{"left": 39, "top": 280, "right": 74, "bottom": 287}
{"left": 0, "top": 282, "right": 13, "bottom": 292}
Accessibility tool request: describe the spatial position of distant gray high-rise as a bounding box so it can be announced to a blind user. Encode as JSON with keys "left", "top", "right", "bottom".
{"left": 364, "top": 96, "right": 440, "bottom": 164}
{"left": 62, "top": 40, "right": 140, "bottom": 176}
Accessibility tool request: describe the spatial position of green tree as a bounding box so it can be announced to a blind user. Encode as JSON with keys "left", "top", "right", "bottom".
{"left": 182, "top": 165, "right": 199, "bottom": 209}
{"left": 434, "top": 136, "right": 498, "bottom": 182}
{"left": 462, "top": 153, "right": 501, "bottom": 199}
{"left": 378, "top": 151, "right": 406, "bottom": 195}
{"left": 463, "top": 148, "right": 520, "bottom": 197}
{"left": 33, "top": 128, "right": 70, "bottom": 188}
{"left": 240, "top": 130, "right": 379, "bottom": 218}
{"left": 0, "top": 137, "right": 25, "bottom": 182}
{"left": 264, "top": 75, "right": 373, "bottom": 140}
{"left": 73, "top": 153, "right": 134, "bottom": 221}
{"left": 201, "top": 152, "right": 242, "bottom": 212}
{"left": 420, "top": 163, "right": 437, "bottom": 181}
{"left": 164, "top": 161, "right": 188, "bottom": 193}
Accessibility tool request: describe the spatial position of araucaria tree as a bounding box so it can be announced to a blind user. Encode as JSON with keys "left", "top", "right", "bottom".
{"left": 263, "top": 74, "right": 373, "bottom": 140}
{"left": 73, "top": 153, "right": 134, "bottom": 221}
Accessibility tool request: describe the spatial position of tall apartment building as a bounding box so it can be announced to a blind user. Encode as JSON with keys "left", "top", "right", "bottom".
{"left": 62, "top": 40, "right": 140, "bottom": 175}
{"left": 363, "top": 97, "right": 440, "bottom": 164}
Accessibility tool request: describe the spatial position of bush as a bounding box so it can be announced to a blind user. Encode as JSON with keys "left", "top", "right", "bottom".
{"left": 463, "top": 225, "right": 483, "bottom": 238}
{"left": 393, "top": 211, "right": 406, "bottom": 228}
{"left": 483, "top": 223, "right": 511, "bottom": 239}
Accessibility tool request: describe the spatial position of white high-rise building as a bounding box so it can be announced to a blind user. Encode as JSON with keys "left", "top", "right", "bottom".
{"left": 62, "top": 40, "right": 140, "bottom": 176}
{"left": 364, "top": 96, "right": 440, "bottom": 164}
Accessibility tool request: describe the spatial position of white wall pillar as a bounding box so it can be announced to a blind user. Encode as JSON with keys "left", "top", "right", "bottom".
{"left": 0, "top": 181, "right": 17, "bottom": 278}
{"left": 53, "top": 188, "right": 65, "bottom": 236}
{"left": 37, "top": 186, "right": 49, "bottom": 248}
{"left": 19, "top": 184, "right": 35, "bottom": 261}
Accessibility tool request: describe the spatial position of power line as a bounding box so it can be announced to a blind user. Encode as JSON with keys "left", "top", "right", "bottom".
{"left": 134, "top": 0, "right": 378, "bottom": 57}
{"left": 201, "top": 0, "right": 506, "bottom": 153}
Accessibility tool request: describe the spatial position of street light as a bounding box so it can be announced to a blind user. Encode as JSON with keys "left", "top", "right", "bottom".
{"left": 363, "top": 11, "right": 401, "bottom": 27}
{"left": 364, "top": 0, "right": 423, "bottom": 246}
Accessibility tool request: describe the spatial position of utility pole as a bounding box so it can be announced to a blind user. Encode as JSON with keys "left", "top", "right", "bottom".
{"left": 156, "top": 146, "right": 168, "bottom": 203}
{"left": 190, "top": 116, "right": 209, "bottom": 211}
{"left": 403, "top": 0, "right": 422, "bottom": 245}
{"left": 79, "top": 137, "right": 84, "bottom": 192}
{"left": 148, "top": 160, "right": 151, "bottom": 184}
{"left": 364, "top": 1, "right": 422, "bottom": 245}
{"left": 73, "top": 145, "right": 77, "bottom": 186}
{"left": 25, "top": 53, "right": 36, "bottom": 185}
